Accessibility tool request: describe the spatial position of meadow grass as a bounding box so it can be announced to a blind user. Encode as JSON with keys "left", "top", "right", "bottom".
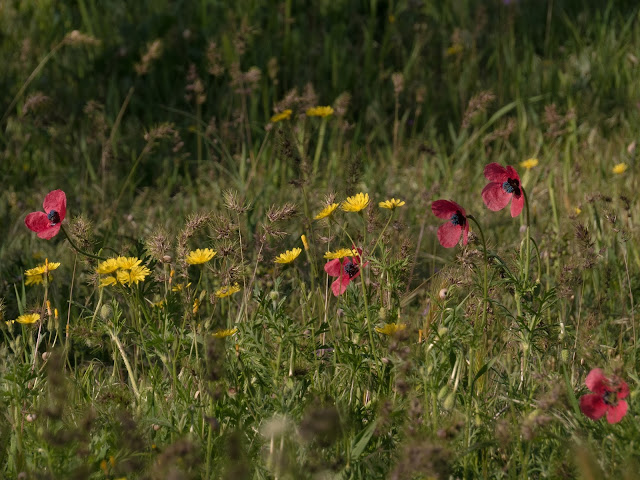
{"left": 1, "top": 1, "right": 639, "bottom": 478}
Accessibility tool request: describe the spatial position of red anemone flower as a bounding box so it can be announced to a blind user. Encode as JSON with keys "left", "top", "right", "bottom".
{"left": 481, "top": 163, "right": 524, "bottom": 217}
{"left": 25, "top": 190, "right": 67, "bottom": 240}
{"left": 579, "top": 368, "right": 629, "bottom": 424}
{"left": 324, "top": 248, "right": 368, "bottom": 296}
{"left": 431, "top": 200, "right": 469, "bottom": 248}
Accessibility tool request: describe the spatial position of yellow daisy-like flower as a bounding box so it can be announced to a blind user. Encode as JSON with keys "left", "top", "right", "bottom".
{"left": 341, "top": 193, "right": 369, "bottom": 212}
{"left": 212, "top": 327, "right": 238, "bottom": 338}
{"left": 96, "top": 258, "right": 119, "bottom": 274}
{"left": 314, "top": 203, "right": 339, "bottom": 220}
{"left": 171, "top": 282, "right": 192, "bottom": 292}
{"left": 25, "top": 275, "right": 44, "bottom": 286}
{"left": 612, "top": 163, "right": 628, "bottom": 175}
{"left": 117, "top": 256, "right": 142, "bottom": 270}
{"left": 274, "top": 248, "right": 302, "bottom": 264}
{"left": 186, "top": 248, "right": 217, "bottom": 265}
{"left": 306, "top": 106, "right": 334, "bottom": 117}
{"left": 116, "top": 265, "right": 151, "bottom": 286}
{"left": 375, "top": 322, "right": 407, "bottom": 336}
{"left": 215, "top": 283, "right": 241, "bottom": 298}
{"left": 379, "top": 198, "right": 406, "bottom": 210}
{"left": 99, "top": 276, "right": 117, "bottom": 288}
{"left": 574, "top": 207, "right": 582, "bottom": 215}
{"left": 520, "top": 158, "right": 539, "bottom": 170}
{"left": 324, "top": 248, "right": 359, "bottom": 260}
{"left": 16, "top": 313, "right": 41, "bottom": 324}
{"left": 270, "top": 109, "right": 292, "bottom": 123}
{"left": 25, "top": 261, "right": 60, "bottom": 277}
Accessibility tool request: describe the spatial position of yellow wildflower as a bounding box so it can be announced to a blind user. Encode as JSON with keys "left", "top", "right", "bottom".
{"left": 520, "top": 158, "right": 539, "bottom": 170}
{"left": 375, "top": 323, "right": 407, "bottom": 336}
{"left": 215, "top": 283, "right": 241, "bottom": 298}
{"left": 612, "top": 163, "right": 628, "bottom": 175}
{"left": 116, "top": 265, "right": 151, "bottom": 286}
{"left": 99, "top": 276, "right": 117, "bottom": 288}
{"left": 574, "top": 207, "right": 582, "bottom": 215}
{"left": 16, "top": 313, "right": 41, "bottom": 324}
{"left": 341, "top": 193, "right": 369, "bottom": 212}
{"left": 379, "top": 198, "right": 406, "bottom": 210}
{"left": 25, "top": 261, "right": 60, "bottom": 286}
{"left": 445, "top": 44, "right": 463, "bottom": 56}
{"left": 270, "top": 109, "right": 292, "bottom": 123}
{"left": 193, "top": 298, "right": 200, "bottom": 314}
{"left": 301, "top": 234, "right": 309, "bottom": 251}
{"left": 96, "top": 258, "right": 119, "bottom": 274}
{"left": 212, "top": 327, "right": 238, "bottom": 338}
{"left": 117, "top": 256, "right": 142, "bottom": 270}
{"left": 324, "top": 248, "right": 358, "bottom": 260}
{"left": 314, "top": 203, "right": 339, "bottom": 220}
{"left": 274, "top": 248, "right": 302, "bottom": 264}
{"left": 186, "top": 248, "right": 217, "bottom": 265}
{"left": 171, "top": 282, "right": 192, "bottom": 292}
{"left": 306, "top": 106, "right": 334, "bottom": 117}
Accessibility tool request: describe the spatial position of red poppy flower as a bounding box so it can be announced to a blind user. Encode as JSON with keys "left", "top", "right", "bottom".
{"left": 481, "top": 163, "right": 524, "bottom": 217}
{"left": 431, "top": 200, "right": 469, "bottom": 248}
{"left": 324, "top": 248, "right": 368, "bottom": 296}
{"left": 579, "top": 368, "right": 629, "bottom": 424}
{"left": 25, "top": 190, "right": 67, "bottom": 240}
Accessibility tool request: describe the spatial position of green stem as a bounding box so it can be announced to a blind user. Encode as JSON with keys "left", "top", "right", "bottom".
{"left": 466, "top": 215, "right": 489, "bottom": 330}
{"left": 60, "top": 225, "right": 106, "bottom": 260}
{"left": 312, "top": 117, "right": 328, "bottom": 178}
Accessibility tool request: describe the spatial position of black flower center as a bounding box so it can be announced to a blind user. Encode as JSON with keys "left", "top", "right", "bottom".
{"left": 47, "top": 210, "right": 60, "bottom": 225}
{"left": 344, "top": 261, "right": 360, "bottom": 278}
{"left": 502, "top": 178, "right": 521, "bottom": 196}
{"left": 603, "top": 390, "right": 618, "bottom": 406}
{"left": 450, "top": 211, "right": 466, "bottom": 227}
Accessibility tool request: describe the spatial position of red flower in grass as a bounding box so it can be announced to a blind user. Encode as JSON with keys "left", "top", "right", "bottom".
{"left": 481, "top": 163, "right": 524, "bottom": 217}
{"left": 25, "top": 190, "right": 66, "bottom": 239}
{"left": 579, "top": 368, "right": 629, "bottom": 424}
{"left": 324, "top": 248, "right": 368, "bottom": 296}
{"left": 431, "top": 200, "right": 469, "bottom": 248}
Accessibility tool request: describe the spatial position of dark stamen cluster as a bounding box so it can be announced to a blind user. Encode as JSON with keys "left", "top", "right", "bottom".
{"left": 450, "top": 211, "right": 466, "bottom": 227}
{"left": 502, "top": 178, "right": 521, "bottom": 196}
{"left": 48, "top": 210, "right": 61, "bottom": 225}
{"left": 344, "top": 261, "right": 360, "bottom": 278}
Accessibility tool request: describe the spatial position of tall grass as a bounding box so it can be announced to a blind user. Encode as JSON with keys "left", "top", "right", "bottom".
{"left": 0, "top": 0, "right": 639, "bottom": 478}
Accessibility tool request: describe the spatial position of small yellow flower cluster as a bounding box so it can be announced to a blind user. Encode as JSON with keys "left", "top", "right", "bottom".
{"left": 24, "top": 259, "right": 60, "bottom": 286}
{"left": 612, "top": 163, "right": 628, "bottom": 175}
{"left": 96, "top": 256, "right": 151, "bottom": 287}
{"left": 375, "top": 322, "right": 407, "bottom": 336}
{"left": 313, "top": 193, "right": 405, "bottom": 219}
{"left": 324, "top": 248, "right": 358, "bottom": 260}
{"left": 215, "top": 283, "right": 241, "bottom": 298}
{"left": 186, "top": 248, "right": 217, "bottom": 265}
{"left": 306, "top": 106, "right": 334, "bottom": 117}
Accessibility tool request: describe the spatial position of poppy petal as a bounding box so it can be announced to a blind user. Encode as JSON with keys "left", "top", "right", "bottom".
{"left": 431, "top": 200, "right": 462, "bottom": 219}
{"left": 504, "top": 165, "right": 520, "bottom": 182}
{"left": 437, "top": 222, "right": 462, "bottom": 248}
{"left": 331, "top": 275, "right": 350, "bottom": 296}
{"left": 483, "top": 163, "right": 508, "bottom": 182}
{"left": 43, "top": 190, "right": 67, "bottom": 221}
{"left": 324, "top": 259, "right": 343, "bottom": 277}
{"left": 606, "top": 400, "right": 628, "bottom": 424}
{"left": 579, "top": 393, "right": 607, "bottom": 420}
{"left": 37, "top": 224, "right": 61, "bottom": 240}
{"left": 25, "top": 212, "right": 50, "bottom": 233}
{"left": 482, "top": 182, "right": 511, "bottom": 211}
{"left": 585, "top": 368, "right": 607, "bottom": 395}
{"left": 510, "top": 193, "right": 524, "bottom": 217}
{"left": 617, "top": 380, "right": 630, "bottom": 399}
